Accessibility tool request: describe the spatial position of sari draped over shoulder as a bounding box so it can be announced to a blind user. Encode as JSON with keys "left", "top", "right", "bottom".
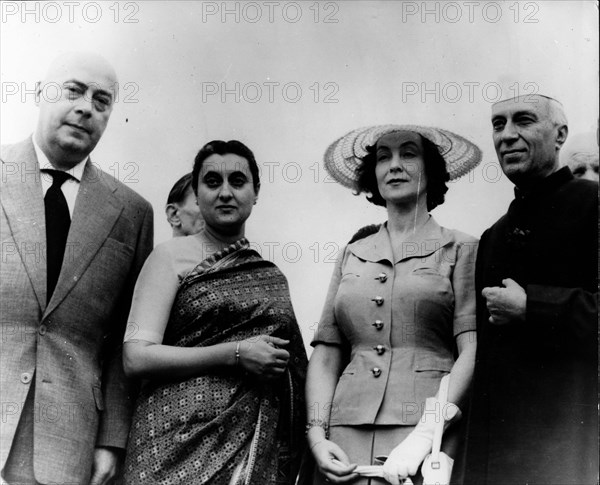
{"left": 125, "top": 239, "right": 307, "bottom": 485}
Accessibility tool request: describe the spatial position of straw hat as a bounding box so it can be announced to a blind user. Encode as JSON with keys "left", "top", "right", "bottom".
{"left": 324, "top": 124, "right": 482, "bottom": 188}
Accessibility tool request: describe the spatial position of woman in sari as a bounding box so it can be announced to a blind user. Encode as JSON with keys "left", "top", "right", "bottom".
{"left": 123, "top": 140, "right": 307, "bottom": 485}
{"left": 305, "top": 125, "right": 482, "bottom": 485}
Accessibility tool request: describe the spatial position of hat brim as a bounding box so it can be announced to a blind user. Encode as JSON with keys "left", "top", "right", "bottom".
{"left": 324, "top": 124, "right": 482, "bottom": 188}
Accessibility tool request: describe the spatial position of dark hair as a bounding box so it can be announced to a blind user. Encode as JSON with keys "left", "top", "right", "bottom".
{"left": 192, "top": 140, "right": 260, "bottom": 195}
{"left": 355, "top": 135, "right": 449, "bottom": 211}
{"left": 166, "top": 173, "right": 193, "bottom": 205}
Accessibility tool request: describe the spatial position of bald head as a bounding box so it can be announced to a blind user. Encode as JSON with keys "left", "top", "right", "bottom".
{"left": 35, "top": 52, "right": 118, "bottom": 170}
{"left": 43, "top": 52, "right": 117, "bottom": 86}
{"left": 562, "top": 132, "right": 599, "bottom": 181}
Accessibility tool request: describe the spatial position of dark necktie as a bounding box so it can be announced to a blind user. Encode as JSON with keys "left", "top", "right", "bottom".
{"left": 44, "top": 169, "right": 72, "bottom": 302}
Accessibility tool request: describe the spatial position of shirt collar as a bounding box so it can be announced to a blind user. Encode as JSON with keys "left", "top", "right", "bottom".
{"left": 348, "top": 215, "right": 452, "bottom": 264}
{"left": 32, "top": 134, "right": 88, "bottom": 182}
{"left": 513, "top": 166, "right": 574, "bottom": 200}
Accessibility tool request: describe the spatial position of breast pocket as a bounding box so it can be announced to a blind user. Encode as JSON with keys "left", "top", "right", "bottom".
{"left": 412, "top": 265, "right": 443, "bottom": 277}
{"left": 97, "top": 238, "right": 134, "bottom": 280}
{"left": 407, "top": 263, "right": 453, "bottom": 311}
{"left": 84, "top": 238, "right": 135, "bottom": 318}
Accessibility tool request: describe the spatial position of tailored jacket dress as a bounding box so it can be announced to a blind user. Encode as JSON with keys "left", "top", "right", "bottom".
{"left": 313, "top": 218, "right": 477, "bottom": 426}
{"left": 0, "top": 137, "right": 154, "bottom": 484}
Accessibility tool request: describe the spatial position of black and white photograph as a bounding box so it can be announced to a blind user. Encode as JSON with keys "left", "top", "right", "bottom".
{"left": 1, "top": 1, "right": 598, "bottom": 484}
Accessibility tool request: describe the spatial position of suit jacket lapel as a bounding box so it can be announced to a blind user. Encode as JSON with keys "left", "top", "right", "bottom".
{"left": 45, "top": 161, "right": 123, "bottom": 316}
{"left": 0, "top": 137, "right": 47, "bottom": 311}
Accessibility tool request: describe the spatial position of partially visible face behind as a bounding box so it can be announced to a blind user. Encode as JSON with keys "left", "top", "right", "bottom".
{"left": 196, "top": 153, "right": 258, "bottom": 234}
{"left": 175, "top": 187, "right": 204, "bottom": 236}
{"left": 35, "top": 52, "right": 118, "bottom": 169}
{"left": 491, "top": 95, "right": 566, "bottom": 186}
{"left": 567, "top": 154, "right": 599, "bottom": 181}
{"left": 374, "top": 131, "right": 428, "bottom": 206}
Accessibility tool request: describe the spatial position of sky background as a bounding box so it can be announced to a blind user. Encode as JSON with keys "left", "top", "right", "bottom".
{"left": 1, "top": 0, "right": 598, "bottom": 349}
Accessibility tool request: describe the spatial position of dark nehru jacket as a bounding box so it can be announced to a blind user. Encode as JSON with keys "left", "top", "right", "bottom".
{"left": 463, "top": 167, "right": 598, "bottom": 485}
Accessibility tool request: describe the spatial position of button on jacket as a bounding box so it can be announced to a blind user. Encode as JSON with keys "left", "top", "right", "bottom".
{"left": 313, "top": 217, "right": 477, "bottom": 426}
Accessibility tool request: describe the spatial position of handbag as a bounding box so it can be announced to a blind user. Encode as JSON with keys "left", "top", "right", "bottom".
{"left": 421, "top": 374, "right": 453, "bottom": 485}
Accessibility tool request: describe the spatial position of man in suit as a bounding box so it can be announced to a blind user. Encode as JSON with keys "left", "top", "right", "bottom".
{"left": 1, "top": 52, "right": 154, "bottom": 484}
{"left": 463, "top": 94, "right": 598, "bottom": 484}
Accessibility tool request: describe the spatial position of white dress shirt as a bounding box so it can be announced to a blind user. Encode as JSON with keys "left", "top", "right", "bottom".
{"left": 32, "top": 135, "right": 88, "bottom": 218}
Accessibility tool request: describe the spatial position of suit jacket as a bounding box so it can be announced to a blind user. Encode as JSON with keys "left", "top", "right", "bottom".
{"left": 0, "top": 137, "right": 154, "bottom": 484}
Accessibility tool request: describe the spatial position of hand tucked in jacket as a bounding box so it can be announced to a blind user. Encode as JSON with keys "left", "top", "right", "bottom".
{"left": 482, "top": 278, "right": 527, "bottom": 325}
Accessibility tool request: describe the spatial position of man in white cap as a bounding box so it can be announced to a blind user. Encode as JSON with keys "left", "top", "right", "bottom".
{"left": 1, "top": 52, "right": 153, "bottom": 484}
{"left": 462, "top": 94, "right": 598, "bottom": 484}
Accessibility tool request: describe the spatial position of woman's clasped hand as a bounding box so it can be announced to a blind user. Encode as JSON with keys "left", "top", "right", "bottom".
{"left": 237, "top": 335, "right": 290, "bottom": 379}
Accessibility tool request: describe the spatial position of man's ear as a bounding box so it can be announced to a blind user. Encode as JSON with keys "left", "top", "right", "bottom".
{"left": 556, "top": 124, "right": 568, "bottom": 149}
{"left": 165, "top": 204, "right": 180, "bottom": 227}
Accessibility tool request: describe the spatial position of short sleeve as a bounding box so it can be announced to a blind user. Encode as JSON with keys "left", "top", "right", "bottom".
{"left": 124, "top": 242, "right": 180, "bottom": 344}
{"left": 452, "top": 238, "right": 479, "bottom": 337}
{"left": 311, "top": 248, "right": 346, "bottom": 346}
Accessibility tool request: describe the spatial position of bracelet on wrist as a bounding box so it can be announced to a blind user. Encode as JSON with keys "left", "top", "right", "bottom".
{"left": 235, "top": 341, "right": 241, "bottom": 366}
{"left": 306, "top": 418, "right": 329, "bottom": 437}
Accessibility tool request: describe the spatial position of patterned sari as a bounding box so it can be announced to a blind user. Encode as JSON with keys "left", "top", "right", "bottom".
{"left": 125, "top": 239, "right": 307, "bottom": 485}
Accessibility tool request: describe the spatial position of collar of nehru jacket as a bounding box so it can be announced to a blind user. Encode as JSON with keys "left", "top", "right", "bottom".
{"left": 513, "top": 166, "right": 574, "bottom": 200}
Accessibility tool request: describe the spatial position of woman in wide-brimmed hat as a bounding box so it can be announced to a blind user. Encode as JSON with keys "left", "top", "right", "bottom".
{"left": 305, "top": 125, "right": 482, "bottom": 485}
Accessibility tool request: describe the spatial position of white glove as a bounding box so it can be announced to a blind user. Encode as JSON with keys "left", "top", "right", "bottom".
{"left": 382, "top": 397, "right": 461, "bottom": 485}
